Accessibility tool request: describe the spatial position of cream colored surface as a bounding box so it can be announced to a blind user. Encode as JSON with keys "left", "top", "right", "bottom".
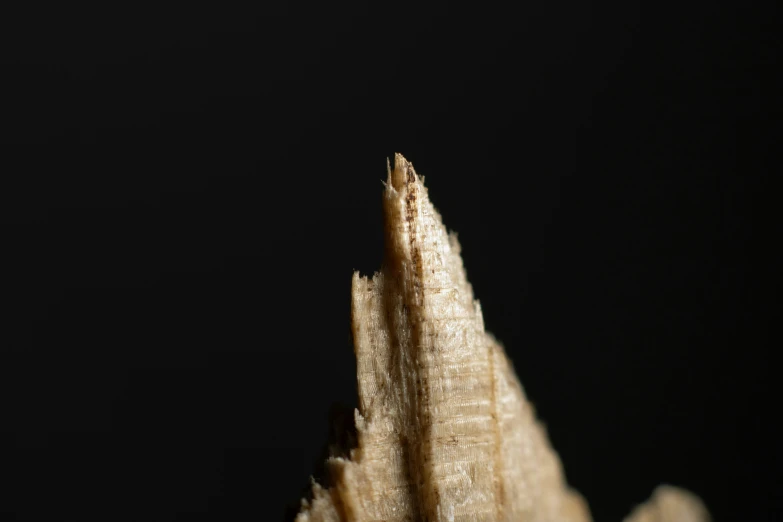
{"left": 295, "top": 154, "right": 708, "bottom": 522}
{"left": 623, "top": 486, "right": 710, "bottom": 522}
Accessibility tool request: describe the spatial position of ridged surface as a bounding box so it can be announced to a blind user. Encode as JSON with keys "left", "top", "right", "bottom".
{"left": 294, "top": 154, "right": 709, "bottom": 522}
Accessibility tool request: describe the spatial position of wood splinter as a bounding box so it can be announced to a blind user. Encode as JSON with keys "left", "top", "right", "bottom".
{"left": 295, "top": 153, "right": 710, "bottom": 522}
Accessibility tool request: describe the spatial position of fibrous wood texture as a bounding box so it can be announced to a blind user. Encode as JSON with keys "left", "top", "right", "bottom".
{"left": 295, "top": 154, "right": 709, "bottom": 522}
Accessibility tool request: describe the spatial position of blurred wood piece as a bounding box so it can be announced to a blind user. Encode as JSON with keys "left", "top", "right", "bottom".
{"left": 295, "top": 154, "right": 709, "bottom": 522}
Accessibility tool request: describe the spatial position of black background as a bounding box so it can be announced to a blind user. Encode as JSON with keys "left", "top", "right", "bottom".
{"left": 1, "top": 4, "right": 775, "bottom": 521}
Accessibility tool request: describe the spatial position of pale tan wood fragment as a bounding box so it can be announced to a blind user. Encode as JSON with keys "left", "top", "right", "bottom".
{"left": 294, "top": 154, "right": 708, "bottom": 522}
{"left": 622, "top": 486, "right": 711, "bottom": 522}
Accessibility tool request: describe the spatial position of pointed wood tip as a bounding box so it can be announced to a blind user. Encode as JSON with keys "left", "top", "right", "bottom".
{"left": 389, "top": 152, "right": 418, "bottom": 192}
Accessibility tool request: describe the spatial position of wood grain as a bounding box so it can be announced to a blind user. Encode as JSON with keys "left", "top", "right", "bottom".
{"left": 294, "top": 154, "right": 709, "bottom": 522}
